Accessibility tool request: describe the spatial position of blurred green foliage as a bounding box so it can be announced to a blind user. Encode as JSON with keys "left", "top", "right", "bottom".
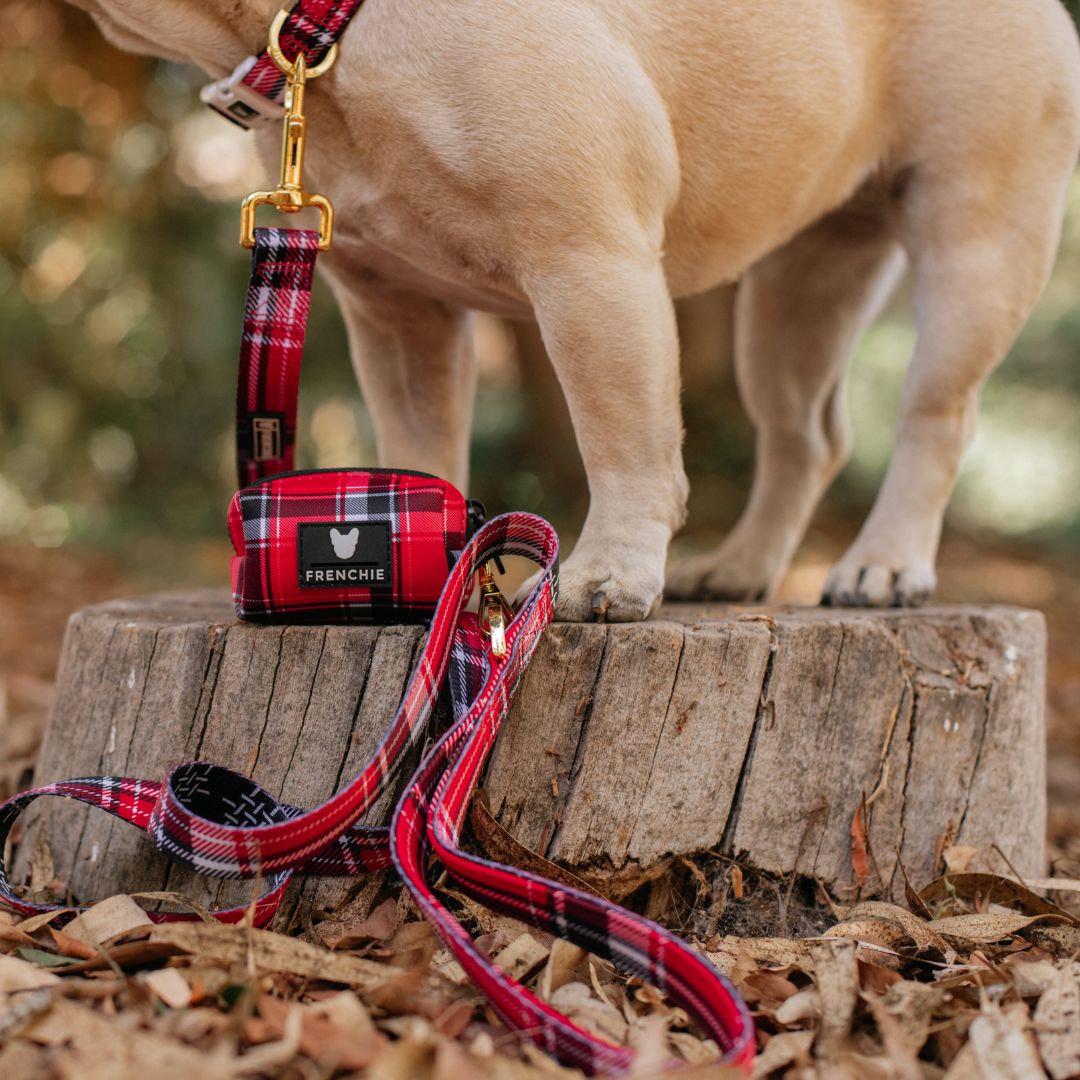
{"left": 2, "top": 1, "right": 1079, "bottom": 586}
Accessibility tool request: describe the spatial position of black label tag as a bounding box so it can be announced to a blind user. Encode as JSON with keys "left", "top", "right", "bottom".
{"left": 298, "top": 522, "right": 391, "bottom": 589}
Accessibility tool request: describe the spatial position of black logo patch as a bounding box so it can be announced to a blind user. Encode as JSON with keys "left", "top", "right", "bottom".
{"left": 298, "top": 522, "right": 391, "bottom": 589}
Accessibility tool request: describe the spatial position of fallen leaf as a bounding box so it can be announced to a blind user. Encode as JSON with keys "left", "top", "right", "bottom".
{"left": 944, "top": 845, "right": 979, "bottom": 875}
{"left": 837, "top": 900, "right": 955, "bottom": 961}
{"left": 750, "top": 1030, "right": 814, "bottom": 1078}
{"left": 920, "top": 873, "right": 1079, "bottom": 925}
{"left": 247, "top": 993, "right": 385, "bottom": 1071}
{"left": 927, "top": 912, "right": 1068, "bottom": 946}
{"left": 1033, "top": 965, "right": 1080, "bottom": 1080}
{"left": 968, "top": 1004, "right": 1044, "bottom": 1079}
{"left": 13, "top": 947, "right": 80, "bottom": 969}
{"left": 549, "top": 981, "right": 627, "bottom": 1044}
{"left": 774, "top": 988, "right": 820, "bottom": 1026}
{"left": 812, "top": 938, "right": 859, "bottom": 1052}
{"left": 492, "top": 933, "right": 549, "bottom": 982}
{"left": 0, "top": 955, "right": 60, "bottom": 992}
{"left": 538, "top": 939, "right": 587, "bottom": 1001}
{"left": 706, "top": 936, "right": 814, "bottom": 976}
{"left": 65, "top": 895, "right": 152, "bottom": 946}
{"left": 25, "top": 998, "right": 232, "bottom": 1079}
{"left": 149, "top": 923, "right": 409, "bottom": 989}
{"left": 141, "top": 968, "right": 193, "bottom": 1009}
{"left": 48, "top": 927, "right": 97, "bottom": 961}
{"left": 323, "top": 898, "right": 399, "bottom": 950}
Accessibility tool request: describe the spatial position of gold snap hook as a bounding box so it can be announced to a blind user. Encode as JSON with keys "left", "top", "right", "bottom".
{"left": 477, "top": 562, "right": 514, "bottom": 660}
{"left": 239, "top": 9, "right": 337, "bottom": 251}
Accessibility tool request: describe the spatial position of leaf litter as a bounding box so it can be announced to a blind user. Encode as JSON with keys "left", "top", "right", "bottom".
{"left": 5, "top": 862, "right": 1080, "bottom": 1077}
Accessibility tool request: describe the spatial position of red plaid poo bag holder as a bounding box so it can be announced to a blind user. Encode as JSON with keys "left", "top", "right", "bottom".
{"left": 228, "top": 226, "right": 476, "bottom": 623}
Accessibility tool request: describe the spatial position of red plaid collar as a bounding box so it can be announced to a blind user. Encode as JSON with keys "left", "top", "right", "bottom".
{"left": 202, "top": 0, "right": 366, "bottom": 129}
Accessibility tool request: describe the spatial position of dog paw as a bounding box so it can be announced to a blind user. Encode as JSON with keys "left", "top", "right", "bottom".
{"left": 665, "top": 552, "right": 771, "bottom": 602}
{"left": 821, "top": 553, "right": 936, "bottom": 608}
{"left": 552, "top": 551, "right": 664, "bottom": 623}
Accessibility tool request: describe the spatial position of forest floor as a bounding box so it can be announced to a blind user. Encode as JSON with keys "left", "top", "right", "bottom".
{"left": 0, "top": 527, "right": 1078, "bottom": 1078}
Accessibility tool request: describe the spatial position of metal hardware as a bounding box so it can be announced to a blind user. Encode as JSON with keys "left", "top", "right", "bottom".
{"left": 477, "top": 561, "right": 514, "bottom": 660}
{"left": 240, "top": 9, "right": 338, "bottom": 250}
{"left": 200, "top": 55, "right": 285, "bottom": 129}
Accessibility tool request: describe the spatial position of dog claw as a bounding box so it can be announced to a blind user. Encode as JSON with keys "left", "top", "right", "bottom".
{"left": 590, "top": 591, "right": 611, "bottom": 621}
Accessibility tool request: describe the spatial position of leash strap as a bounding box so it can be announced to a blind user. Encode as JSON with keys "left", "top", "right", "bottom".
{"left": 235, "top": 227, "right": 319, "bottom": 486}
{"left": 203, "top": 0, "right": 367, "bottom": 128}
{"left": 0, "top": 512, "right": 753, "bottom": 1072}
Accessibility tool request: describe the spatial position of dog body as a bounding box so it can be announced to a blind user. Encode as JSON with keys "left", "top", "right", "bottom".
{"left": 75, "top": 0, "right": 1080, "bottom": 618}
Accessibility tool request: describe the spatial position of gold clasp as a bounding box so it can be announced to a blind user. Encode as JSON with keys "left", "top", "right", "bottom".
{"left": 477, "top": 562, "right": 514, "bottom": 660}
{"left": 240, "top": 9, "right": 339, "bottom": 251}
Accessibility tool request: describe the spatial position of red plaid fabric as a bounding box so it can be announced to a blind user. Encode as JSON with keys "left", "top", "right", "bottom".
{"left": 229, "top": 468, "right": 469, "bottom": 622}
{"left": 236, "top": 227, "right": 319, "bottom": 486}
{"left": 0, "top": 514, "right": 754, "bottom": 1073}
{"left": 204, "top": 0, "right": 367, "bottom": 128}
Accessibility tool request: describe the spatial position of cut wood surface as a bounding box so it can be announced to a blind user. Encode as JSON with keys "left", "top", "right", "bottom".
{"left": 14, "top": 592, "right": 1046, "bottom": 924}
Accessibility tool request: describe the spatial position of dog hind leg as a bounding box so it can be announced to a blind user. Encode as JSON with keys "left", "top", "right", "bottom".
{"left": 823, "top": 144, "right": 1076, "bottom": 606}
{"left": 667, "top": 195, "right": 904, "bottom": 602}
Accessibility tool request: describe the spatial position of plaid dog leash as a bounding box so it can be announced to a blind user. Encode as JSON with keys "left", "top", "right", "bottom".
{"left": 0, "top": 509, "right": 754, "bottom": 1072}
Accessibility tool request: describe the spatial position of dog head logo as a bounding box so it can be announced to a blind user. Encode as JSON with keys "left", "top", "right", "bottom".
{"left": 329, "top": 527, "right": 360, "bottom": 560}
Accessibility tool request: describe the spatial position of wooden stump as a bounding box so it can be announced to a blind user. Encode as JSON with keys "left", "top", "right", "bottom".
{"left": 14, "top": 594, "right": 1046, "bottom": 926}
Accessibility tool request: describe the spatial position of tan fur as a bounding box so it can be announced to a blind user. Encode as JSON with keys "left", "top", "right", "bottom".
{"left": 72, "top": 0, "right": 1080, "bottom": 617}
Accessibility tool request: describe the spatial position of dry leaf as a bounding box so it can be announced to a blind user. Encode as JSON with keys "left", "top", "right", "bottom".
{"left": 1033, "top": 965, "right": 1080, "bottom": 1080}
{"left": 492, "top": 933, "right": 549, "bottom": 982}
{"left": 549, "top": 981, "right": 627, "bottom": 1044}
{"left": 48, "top": 927, "right": 98, "bottom": 961}
{"left": 323, "top": 898, "right": 399, "bottom": 950}
{"left": 141, "top": 968, "right": 193, "bottom": 1009}
{"left": 0, "top": 955, "right": 60, "bottom": 992}
{"left": 706, "top": 936, "right": 814, "bottom": 976}
{"left": 944, "top": 845, "right": 979, "bottom": 874}
{"left": 538, "top": 939, "right": 588, "bottom": 1001}
{"left": 750, "top": 1030, "right": 813, "bottom": 1078}
{"left": 927, "top": 912, "right": 1068, "bottom": 946}
{"left": 149, "top": 923, "right": 409, "bottom": 989}
{"left": 920, "top": 873, "right": 1079, "bottom": 925}
{"left": 247, "top": 993, "right": 385, "bottom": 1071}
{"left": 26, "top": 998, "right": 232, "bottom": 1079}
{"left": 812, "top": 938, "right": 859, "bottom": 1052}
{"left": 65, "top": 894, "right": 152, "bottom": 946}
{"left": 838, "top": 900, "right": 956, "bottom": 961}
{"left": 968, "top": 1005, "right": 1045, "bottom": 1079}
{"left": 774, "top": 988, "right": 820, "bottom": 1027}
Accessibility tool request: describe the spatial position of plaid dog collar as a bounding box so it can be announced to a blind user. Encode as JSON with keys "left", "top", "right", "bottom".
{"left": 202, "top": 0, "right": 366, "bottom": 128}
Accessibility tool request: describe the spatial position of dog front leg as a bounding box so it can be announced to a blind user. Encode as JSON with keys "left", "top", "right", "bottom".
{"left": 526, "top": 252, "right": 687, "bottom": 622}
{"left": 328, "top": 276, "right": 476, "bottom": 493}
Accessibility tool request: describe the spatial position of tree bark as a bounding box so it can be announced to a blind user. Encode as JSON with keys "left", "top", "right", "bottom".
{"left": 14, "top": 594, "right": 1046, "bottom": 925}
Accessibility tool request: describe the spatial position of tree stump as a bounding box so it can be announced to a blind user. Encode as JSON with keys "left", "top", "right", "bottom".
{"left": 14, "top": 594, "right": 1046, "bottom": 926}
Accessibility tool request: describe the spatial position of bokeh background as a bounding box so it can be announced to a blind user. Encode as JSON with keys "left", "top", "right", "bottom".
{"left": 2, "top": 1, "right": 1079, "bottom": 854}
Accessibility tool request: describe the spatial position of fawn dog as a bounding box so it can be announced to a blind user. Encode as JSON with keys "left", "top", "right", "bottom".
{"left": 70, "top": 0, "right": 1080, "bottom": 620}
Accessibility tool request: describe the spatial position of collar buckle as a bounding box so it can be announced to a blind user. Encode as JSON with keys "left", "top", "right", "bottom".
{"left": 200, "top": 55, "right": 284, "bottom": 130}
